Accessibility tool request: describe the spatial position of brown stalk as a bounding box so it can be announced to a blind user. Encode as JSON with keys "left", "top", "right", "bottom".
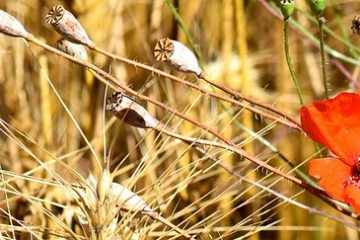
{"left": 198, "top": 73, "right": 300, "bottom": 128}
{"left": 25, "top": 33, "right": 353, "bottom": 220}
{"left": 156, "top": 125, "right": 302, "bottom": 184}
{"left": 105, "top": 91, "right": 359, "bottom": 221}
{"left": 30, "top": 37, "right": 357, "bottom": 226}
{"left": 154, "top": 125, "right": 359, "bottom": 219}
{"left": 90, "top": 46, "right": 301, "bottom": 130}
{"left": 25, "top": 35, "right": 231, "bottom": 144}
{"left": 24, "top": 34, "right": 305, "bottom": 185}
{"left": 163, "top": 132, "right": 359, "bottom": 223}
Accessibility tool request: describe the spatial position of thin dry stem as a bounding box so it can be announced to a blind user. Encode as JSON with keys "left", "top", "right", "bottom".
{"left": 26, "top": 35, "right": 302, "bottom": 184}
{"left": 23, "top": 33, "right": 358, "bottom": 220}
{"left": 91, "top": 46, "right": 301, "bottom": 130}
{"left": 142, "top": 211, "right": 196, "bottom": 240}
{"left": 199, "top": 73, "right": 301, "bottom": 128}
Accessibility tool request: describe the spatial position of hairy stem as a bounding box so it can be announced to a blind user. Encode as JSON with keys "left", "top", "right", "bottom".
{"left": 284, "top": 19, "right": 304, "bottom": 105}
{"left": 91, "top": 46, "right": 301, "bottom": 130}
{"left": 318, "top": 16, "right": 329, "bottom": 98}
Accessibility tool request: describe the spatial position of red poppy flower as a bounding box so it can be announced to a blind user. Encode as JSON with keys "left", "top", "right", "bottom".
{"left": 300, "top": 92, "right": 360, "bottom": 213}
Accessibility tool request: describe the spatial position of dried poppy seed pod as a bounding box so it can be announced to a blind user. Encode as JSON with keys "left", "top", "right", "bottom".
{"left": 106, "top": 91, "right": 159, "bottom": 129}
{"left": 352, "top": 15, "right": 360, "bottom": 35}
{"left": 154, "top": 37, "right": 202, "bottom": 76}
{"left": 0, "top": 10, "right": 29, "bottom": 38}
{"left": 56, "top": 37, "right": 88, "bottom": 61}
{"left": 46, "top": 5, "right": 93, "bottom": 47}
{"left": 280, "top": 0, "right": 295, "bottom": 20}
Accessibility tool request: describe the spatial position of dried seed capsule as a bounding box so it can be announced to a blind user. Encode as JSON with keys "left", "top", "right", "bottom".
{"left": 46, "top": 5, "right": 93, "bottom": 47}
{"left": 154, "top": 37, "right": 202, "bottom": 76}
{"left": 0, "top": 10, "right": 29, "bottom": 38}
{"left": 56, "top": 37, "right": 88, "bottom": 61}
{"left": 307, "top": 0, "right": 327, "bottom": 15}
{"left": 280, "top": 0, "right": 295, "bottom": 20}
{"left": 352, "top": 15, "right": 360, "bottom": 35}
{"left": 106, "top": 91, "right": 159, "bottom": 129}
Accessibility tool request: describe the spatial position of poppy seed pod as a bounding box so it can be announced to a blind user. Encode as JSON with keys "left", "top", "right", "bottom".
{"left": 280, "top": 0, "right": 295, "bottom": 20}
{"left": 352, "top": 15, "right": 360, "bottom": 35}
{"left": 154, "top": 37, "right": 202, "bottom": 76}
{"left": 0, "top": 10, "right": 29, "bottom": 38}
{"left": 106, "top": 91, "right": 159, "bottom": 129}
{"left": 56, "top": 38, "right": 88, "bottom": 61}
{"left": 307, "top": 0, "right": 327, "bottom": 15}
{"left": 46, "top": 5, "right": 93, "bottom": 47}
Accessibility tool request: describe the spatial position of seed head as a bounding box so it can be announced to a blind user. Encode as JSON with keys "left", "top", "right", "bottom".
{"left": 72, "top": 173, "right": 152, "bottom": 239}
{"left": 154, "top": 37, "right": 202, "bottom": 76}
{"left": 0, "top": 10, "right": 29, "bottom": 38}
{"left": 56, "top": 37, "right": 88, "bottom": 61}
{"left": 106, "top": 91, "right": 159, "bottom": 128}
{"left": 46, "top": 5, "right": 93, "bottom": 47}
{"left": 280, "top": 0, "right": 295, "bottom": 20}
{"left": 97, "top": 169, "right": 112, "bottom": 204}
{"left": 111, "top": 181, "right": 153, "bottom": 212}
{"left": 307, "top": 0, "right": 327, "bottom": 15}
{"left": 352, "top": 15, "right": 360, "bottom": 35}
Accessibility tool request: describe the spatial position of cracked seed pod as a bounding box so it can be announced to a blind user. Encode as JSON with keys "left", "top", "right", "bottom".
{"left": 0, "top": 10, "right": 29, "bottom": 38}
{"left": 352, "top": 15, "right": 360, "bottom": 35}
{"left": 154, "top": 37, "right": 202, "bottom": 76}
{"left": 56, "top": 38, "right": 88, "bottom": 61}
{"left": 106, "top": 91, "right": 159, "bottom": 129}
{"left": 46, "top": 5, "right": 93, "bottom": 47}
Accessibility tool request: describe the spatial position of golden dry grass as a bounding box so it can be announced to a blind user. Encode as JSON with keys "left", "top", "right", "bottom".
{"left": 0, "top": 0, "right": 360, "bottom": 239}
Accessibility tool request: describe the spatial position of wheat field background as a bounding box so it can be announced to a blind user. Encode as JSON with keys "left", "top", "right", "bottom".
{"left": 0, "top": 0, "right": 360, "bottom": 239}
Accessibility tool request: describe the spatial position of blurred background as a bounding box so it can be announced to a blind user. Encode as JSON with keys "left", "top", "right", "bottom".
{"left": 0, "top": 0, "right": 360, "bottom": 239}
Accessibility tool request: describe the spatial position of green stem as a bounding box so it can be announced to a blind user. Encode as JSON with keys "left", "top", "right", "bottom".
{"left": 318, "top": 16, "right": 328, "bottom": 99}
{"left": 165, "top": 0, "right": 203, "bottom": 68}
{"left": 284, "top": 18, "right": 304, "bottom": 105}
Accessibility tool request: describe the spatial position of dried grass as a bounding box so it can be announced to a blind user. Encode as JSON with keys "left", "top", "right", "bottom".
{"left": 0, "top": 0, "right": 360, "bottom": 239}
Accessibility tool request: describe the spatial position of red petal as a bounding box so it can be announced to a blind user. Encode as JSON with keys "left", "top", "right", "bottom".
{"left": 345, "top": 185, "right": 360, "bottom": 214}
{"left": 309, "top": 157, "right": 351, "bottom": 201}
{"left": 301, "top": 92, "right": 360, "bottom": 167}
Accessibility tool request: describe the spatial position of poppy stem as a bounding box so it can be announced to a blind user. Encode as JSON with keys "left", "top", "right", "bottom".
{"left": 284, "top": 18, "right": 304, "bottom": 105}
{"left": 318, "top": 16, "right": 329, "bottom": 99}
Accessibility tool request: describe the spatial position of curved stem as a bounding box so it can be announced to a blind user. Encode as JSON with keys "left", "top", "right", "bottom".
{"left": 284, "top": 18, "right": 304, "bottom": 105}
{"left": 25, "top": 35, "right": 304, "bottom": 186}
{"left": 199, "top": 73, "right": 301, "bottom": 128}
{"left": 154, "top": 123, "right": 358, "bottom": 220}
{"left": 23, "top": 34, "right": 359, "bottom": 221}
{"left": 90, "top": 46, "right": 301, "bottom": 130}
